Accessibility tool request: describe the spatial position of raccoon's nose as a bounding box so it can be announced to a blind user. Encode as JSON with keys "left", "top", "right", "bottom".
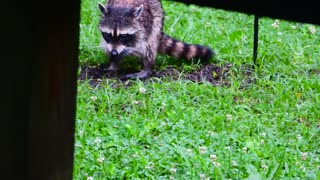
{"left": 111, "top": 49, "right": 118, "bottom": 56}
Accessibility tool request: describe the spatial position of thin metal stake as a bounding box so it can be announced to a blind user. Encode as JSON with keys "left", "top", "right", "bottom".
{"left": 253, "top": 15, "right": 259, "bottom": 65}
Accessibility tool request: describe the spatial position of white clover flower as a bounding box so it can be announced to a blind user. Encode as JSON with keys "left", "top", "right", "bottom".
{"left": 210, "top": 154, "right": 217, "bottom": 161}
{"left": 131, "top": 152, "right": 139, "bottom": 158}
{"left": 132, "top": 100, "right": 140, "bottom": 104}
{"left": 291, "top": 25, "right": 297, "bottom": 29}
{"left": 160, "top": 121, "right": 167, "bottom": 126}
{"left": 75, "top": 142, "right": 82, "bottom": 147}
{"left": 260, "top": 132, "right": 266, "bottom": 137}
{"left": 225, "top": 146, "right": 231, "bottom": 150}
{"left": 145, "top": 162, "right": 154, "bottom": 169}
{"left": 79, "top": 130, "right": 84, "bottom": 136}
{"left": 309, "top": 26, "right": 316, "bottom": 34}
{"left": 87, "top": 176, "right": 94, "bottom": 180}
{"left": 301, "top": 152, "right": 308, "bottom": 160}
{"left": 199, "top": 173, "right": 205, "bottom": 179}
{"left": 261, "top": 163, "right": 268, "bottom": 170}
{"left": 242, "top": 147, "right": 248, "bottom": 153}
{"left": 241, "top": 35, "right": 247, "bottom": 42}
{"left": 277, "top": 32, "right": 283, "bottom": 36}
{"left": 296, "top": 134, "right": 303, "bottom": 140}
{"left": 169, "top": 176, "right": 175, "bottom": 180}
{"left": 139, "top": 87, "right": 146, "bottom": 94}
{"left": 260, "top": 139, "right": 265, "bottom": 144}
{"left": 97, "top": 156, "right": 104, "bottom": 163}
{"left": 161, "top": 103, "right": 166, "bottom": 109}
{"left": 90, "top": 96, "right": 97, "bottom": 102}
{"left": 226, "top": 114, "right": 233, "bottom": 120}
{"left": 208, "top": 131, "right": 215, "bottom": 136}
{"left": 300, "top": 165, "right": 306, "bottom": 171}
{"left": 212, "top": 161, "right": 221, "bottom": 167}
{"left": 186, "top": 149, "right": 192, "bottom": 156}
{"left": 272, "top": 20, "right": 280, "bottom": 28}
{"left": 170, "top": 168, "right": 177, "bottom": 174}
{"left": 94, "top": 137, "right": 102, "bottom": 144}
{"left": 231, "top": 160, "right": 237, "bottom": 166}
{"left": 199, "top": 146, "right": 207, "bottom": 154}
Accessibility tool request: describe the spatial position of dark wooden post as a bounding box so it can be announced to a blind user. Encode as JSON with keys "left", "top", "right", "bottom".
{"left": 253, "top": 15, "right": 259, "bottom": 65}
{"left": 28, "top": 0, "right": 81, "bottom": 178}
{"left": 1, "top": 0, "right": 80, "bottom": 179}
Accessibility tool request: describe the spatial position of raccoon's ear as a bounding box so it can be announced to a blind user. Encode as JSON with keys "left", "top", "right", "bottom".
{"left": 133, "top": 5, "right": 144, "bottom": 18}
{"left": 98, "top": 3, "right": 109, "bottom": 15}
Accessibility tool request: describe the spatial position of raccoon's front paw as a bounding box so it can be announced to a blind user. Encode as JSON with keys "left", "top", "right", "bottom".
{"left": 107, "top": 65, "right": 119, "bottom": 72}
{"left": 122, "top": 70, "right": 151, "bottom": 79}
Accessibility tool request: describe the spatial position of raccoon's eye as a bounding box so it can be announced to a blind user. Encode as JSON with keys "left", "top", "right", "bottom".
{"left": 118, "top": 34, "right": 135, "bottom": 44}
{"left": 102, "top": 32, "right": 112, "bottom": 42}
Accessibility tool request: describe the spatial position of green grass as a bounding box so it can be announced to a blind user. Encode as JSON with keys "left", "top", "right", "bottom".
{"left": 74, "top": 0, "right": 320, "bottom": 179}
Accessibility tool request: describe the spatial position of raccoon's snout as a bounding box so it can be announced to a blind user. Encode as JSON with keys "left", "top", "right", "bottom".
{"left": 111, "top": 49, "right": 118, "bottom": 56}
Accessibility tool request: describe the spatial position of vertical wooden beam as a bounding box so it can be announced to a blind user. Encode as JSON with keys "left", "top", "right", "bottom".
{"left": 28, "top": 0, "right": 80, "bottom": 179}
{"left": 0, "top": 0, "right": 80, "bottom": 179}
{"left": 1, "top": 1, "right": 34, "bottom": 179}
{"left": 253, "top": 15, "right": 259, "bottom": 65}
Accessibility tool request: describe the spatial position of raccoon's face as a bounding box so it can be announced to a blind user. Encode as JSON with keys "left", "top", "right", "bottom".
{"left": 98, "top": 3, "right": 144, "bottom": 57}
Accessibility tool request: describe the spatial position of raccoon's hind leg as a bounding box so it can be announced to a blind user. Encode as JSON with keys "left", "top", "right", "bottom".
{"left": 124, "top": 69, "right": 151, "bottom": 79}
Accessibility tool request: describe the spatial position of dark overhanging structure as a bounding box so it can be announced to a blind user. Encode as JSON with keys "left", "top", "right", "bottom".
{"left": 169, "top": 0, "right": 320, "bottom": 26}
{"left": 2, "top": 0, "right": 318, "bottom": 179}
{"left": 171, "top": 0, "right": 320, "bottom": 64}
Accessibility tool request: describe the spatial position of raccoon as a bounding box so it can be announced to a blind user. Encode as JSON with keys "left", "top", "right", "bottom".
{"left": 98, "top": 0, "right": 214, "bottom": 79}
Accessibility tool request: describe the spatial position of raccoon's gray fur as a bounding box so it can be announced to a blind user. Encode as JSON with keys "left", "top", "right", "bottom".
{"left": 98, "top": 0, "right": 214, "bottom": 79}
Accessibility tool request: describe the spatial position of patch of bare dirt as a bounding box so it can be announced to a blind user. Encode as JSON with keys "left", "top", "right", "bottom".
{"left": 78, "top": 63, "right": 252, "bottom": 86}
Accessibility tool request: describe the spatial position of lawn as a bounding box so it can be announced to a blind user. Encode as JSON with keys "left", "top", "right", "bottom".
{"left": 74, "top": 0, "right": 320, "bottom": 179}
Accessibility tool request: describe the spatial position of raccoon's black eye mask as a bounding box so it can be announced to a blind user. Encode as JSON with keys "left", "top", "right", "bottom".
{"left": 102, "top": 32, "right": 136, "bottom": 45}
{"left": 102, "top": 32, "right": 112, "bottom": 43}
{"left": 118, "top": 34, "right": 135, "bottom": 44}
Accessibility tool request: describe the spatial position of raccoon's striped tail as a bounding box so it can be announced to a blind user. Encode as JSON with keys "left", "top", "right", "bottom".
{"left": 158, "top": 33, "right": 214, "bottom": 61}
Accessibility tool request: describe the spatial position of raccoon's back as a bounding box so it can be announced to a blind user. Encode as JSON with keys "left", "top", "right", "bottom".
{"left": 107, "top": 0, "right": 161, "bottom": 8}
{"left": 158, "top": 33, "right": 214, "bottom": 61}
